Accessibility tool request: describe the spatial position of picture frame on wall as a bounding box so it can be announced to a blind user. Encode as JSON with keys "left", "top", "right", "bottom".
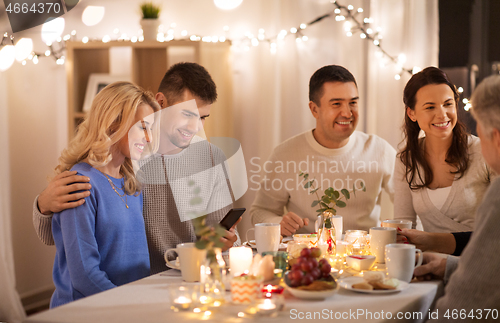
{"left": 83, "top": 74, "right": 131, "bottom": 112}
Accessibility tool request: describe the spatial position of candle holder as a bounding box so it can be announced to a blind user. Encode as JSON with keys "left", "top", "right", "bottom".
{"left": 168, "top": 284, "right": 197, "bottom": 312}
{"left": 230, "top": 275, "right": 263, "bottom": 304}
{"left": 253, "top": 298, "right": 279, "bottom": 317}
{"left": 344, "top": 230, "right": 368, "bottom": 255}
{"left": 261, "top": 284, "right": 285, "bottom": 311}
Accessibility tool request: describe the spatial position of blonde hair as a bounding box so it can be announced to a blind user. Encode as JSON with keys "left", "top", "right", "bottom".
{"left": 55, "top": 81, "right": 160, "bottom": 194}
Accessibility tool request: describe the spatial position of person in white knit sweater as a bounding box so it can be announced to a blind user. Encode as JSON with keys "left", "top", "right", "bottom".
{"left": 250, "top": 65, "right": 395, "bottom": 235}
{"left": 394, "top": 67, "right": 492, "bottom": 233}
{"left": 414, "top": 74, "right": 500, "bottom": 319}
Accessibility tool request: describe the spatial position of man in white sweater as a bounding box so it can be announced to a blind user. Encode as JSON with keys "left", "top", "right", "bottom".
{"left": 413, "top": 75, "right": 500, "bottom": 319}
{"left": 250, "top": 65, "right": 395, "bottom": 235}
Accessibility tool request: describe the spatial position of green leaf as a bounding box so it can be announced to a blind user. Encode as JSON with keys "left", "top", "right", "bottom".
{"left": 341, "top": 189, "right": 350, "bottom": 199}
{"left": 325, "top": 218, "right": 332, "bottom": 229}
{"left": 316, "top": 208, "right": 327, "bottom": 213}
{"left": 320, "top": 202, "right": 329, "bottom": 208}
{"left": 333, "top": 190, "right": 340, "bottom": 199}
{"left": 214, "top": 240, "right": 226, "bottom": 249}
{"left": 190, "top": 196, "right": 203, "bottom": 205}
{"left": 311, "top": 200, "right": 320, "bottom": 207}
{"left": 304, "top": 180, "right": 314, "bottom": 188}
{"left": 330, "top": 208, "right": 337, "bottom": 215}
{"left": 215, "top": 226, "right": 227, "bottom": 237}
{"left": 304, "top": 174, "right": 309, "bottom": 181}
{"left": 195, "top": 240, "right": 208, "bottom": 250}
{"left": 352, "top": 183, "right": 356, "bottom": 197}
{"left": 336, "top": 200, "right": 347, "bottom": 208}
{"left": 361, "top": 181, "right": 366, "bottom": 192}
{"left": 325, "top": 187, "right": 334, "bottom": 197}
{"left": 299, "top": 172, "right": 304, "bottom": 177}
{"left": 310, "top": 188, "right": 319, "bottom": 194}
{"left": 322, "top": 196, "right": 331, "bottom": 204}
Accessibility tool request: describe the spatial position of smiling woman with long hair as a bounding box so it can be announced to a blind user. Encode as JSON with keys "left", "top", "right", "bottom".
{"left": 393, "top": 67, "right": 492, "bottom": 233}
{"left": 50, "top": 82, "right": 160, "bottom": 308}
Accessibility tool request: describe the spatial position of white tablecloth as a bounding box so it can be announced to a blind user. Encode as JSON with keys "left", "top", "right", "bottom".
{"left": 25, "top": 270, "right": 443, "bottom": 323}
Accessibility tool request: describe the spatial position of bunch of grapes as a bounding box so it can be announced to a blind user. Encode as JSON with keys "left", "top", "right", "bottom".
{"left": 288, "top": 247, "right": 332, "bottom": 287}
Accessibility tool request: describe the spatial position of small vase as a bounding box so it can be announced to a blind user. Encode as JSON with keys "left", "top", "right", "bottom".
{"left": 199, "top": 248, "right": 226, "bottom": 307}
{"left": 140, "top": 18, "right": 160, "bottom": 41}
{"left": 317, "top": 211, "right": 336, "bottom": 255}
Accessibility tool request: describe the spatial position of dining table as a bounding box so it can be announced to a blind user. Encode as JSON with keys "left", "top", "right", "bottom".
{"left": 24, "top": 267, "right": 443, "bottom": 323}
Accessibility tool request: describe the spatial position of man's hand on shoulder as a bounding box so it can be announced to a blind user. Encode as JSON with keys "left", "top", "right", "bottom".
{"left": 38, "top": 171, "right": 91, "bottom": 215}
{"left": 280, "top": 212, "right": 309, "bottom": 236}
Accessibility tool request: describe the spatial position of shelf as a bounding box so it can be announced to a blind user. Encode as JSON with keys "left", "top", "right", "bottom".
{"left": 66, "top": 40, "right": 233, "bottom": 141}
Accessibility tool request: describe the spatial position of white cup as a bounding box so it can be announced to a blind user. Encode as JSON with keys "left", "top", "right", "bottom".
{"left": 246, "top": 223, "right": 281, "bottom": 254}
{"left": 382, "top": 219, "right": 412, "bottom": 230}
{"left": 385, "top": 243, "right": 423, "bottom": 283}
{"left": 369, "top": 227, "right": 397, "bottom": 263}
{"left": 164, "top": 242, "right": 207, "bottom": 282}
{"left": 315, "top": 215, "right": 343, "bottom": 241}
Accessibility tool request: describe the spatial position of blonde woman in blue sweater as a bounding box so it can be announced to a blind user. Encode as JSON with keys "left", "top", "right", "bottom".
{"left": 50, "top": 82, "right": 160, "bottom": 308}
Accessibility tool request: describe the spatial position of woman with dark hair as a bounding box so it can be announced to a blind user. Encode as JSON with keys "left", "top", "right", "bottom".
{"left": 393, "top": 66, "right": 492, "bottom": 233}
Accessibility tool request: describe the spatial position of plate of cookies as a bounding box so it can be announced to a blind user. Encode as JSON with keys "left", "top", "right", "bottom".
{"left": 338, "top": 272, "right": 408, "bottom": 294}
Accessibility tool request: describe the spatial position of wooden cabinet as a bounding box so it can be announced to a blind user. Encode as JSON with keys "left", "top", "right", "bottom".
{"left": 65, "top": 40, "right": 233, "bottom": 141}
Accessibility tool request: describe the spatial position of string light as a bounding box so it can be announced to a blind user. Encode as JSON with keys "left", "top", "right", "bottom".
{"left": 1, "top": 1, "right": 415, "bottom": 74}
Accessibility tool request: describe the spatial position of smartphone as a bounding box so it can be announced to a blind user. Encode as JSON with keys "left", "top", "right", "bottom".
{"left": 219, "top": 208, "right": 246, "bottom": 230}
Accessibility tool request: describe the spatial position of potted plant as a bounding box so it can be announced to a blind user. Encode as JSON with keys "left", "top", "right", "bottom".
{"left": 140, "top": 2, "right": 161, "bottom": 41}
{"left": 299, "top": 171, "right": 365, "bottom": 254}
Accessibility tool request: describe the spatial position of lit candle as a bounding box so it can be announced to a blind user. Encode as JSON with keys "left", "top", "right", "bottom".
{"left": 229, "top": 246, "right": 253, "bottom": 276}
{"left": 257, "top": 299, "right": 277, "bottom": 311}
{"left": 173, "top": 296, "right": 192, "bottom": 310}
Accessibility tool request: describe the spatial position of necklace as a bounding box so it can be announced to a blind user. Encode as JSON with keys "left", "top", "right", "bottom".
{"left": 104, "top": 173, "right": 129, "bottom": 209}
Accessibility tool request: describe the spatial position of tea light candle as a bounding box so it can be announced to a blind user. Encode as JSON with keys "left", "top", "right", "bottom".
{"left": 229, "top": 246, "right": 253, "bottom": 276}
{"left": 257, "top": 298, "right": 277, "bottom": 311}
{"left": 173, "top": 296, "right": 192, "bottom": 310}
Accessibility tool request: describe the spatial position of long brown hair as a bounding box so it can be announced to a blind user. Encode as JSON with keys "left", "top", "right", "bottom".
{"left": 399, "top": 67, "right": 470, "bottom": 190}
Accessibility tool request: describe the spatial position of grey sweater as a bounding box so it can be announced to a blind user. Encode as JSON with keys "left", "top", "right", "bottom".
{"left": 432, "top": 177, "right": 500, "bottom": 319}
{"left": 394, "top": 136, "right": 492, "bottom": 232}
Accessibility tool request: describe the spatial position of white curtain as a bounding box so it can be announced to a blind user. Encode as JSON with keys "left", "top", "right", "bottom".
{"left": 0, "top": 73, "right": 26, "bottom": 323}
{"left": 235, "top": 0, "right": 438, "bottom": 233}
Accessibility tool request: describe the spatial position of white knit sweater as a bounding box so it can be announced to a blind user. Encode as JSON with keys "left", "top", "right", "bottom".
{"left": 250, "top": 130, "right": 396, "bottom": 233}
{"left": 393, "top": 135, "right": 492, "bottom": 233}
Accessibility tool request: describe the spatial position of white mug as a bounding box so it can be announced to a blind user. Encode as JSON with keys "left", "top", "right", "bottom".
{"left": 382, "top": 219, "right": 412, "bottom": 230}
{"left": 246, "top": 223, "right": 281, "bottom": 254}
{"left": 164, "top": 242, "right": 207, "bottom": 282}
{"left": 369, "top": 227, "right": 397, "bottom": 263}
{"left": 315, "top": 215, "right": 343, "bottom": 241}
{"left": 385, "top": 243, "right": 423, "bottom": 283}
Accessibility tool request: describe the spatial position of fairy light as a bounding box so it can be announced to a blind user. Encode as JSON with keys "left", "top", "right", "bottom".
{"left": 457, "top": 87, "right": 464, "bottom": 93}
{"left": 0, "top": 0, "right": 413, "bottom": 73}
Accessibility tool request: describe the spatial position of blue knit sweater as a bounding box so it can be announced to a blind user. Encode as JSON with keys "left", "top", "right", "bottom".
{"left": 50, "top": 163, "right": 150, "bottom": 308}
